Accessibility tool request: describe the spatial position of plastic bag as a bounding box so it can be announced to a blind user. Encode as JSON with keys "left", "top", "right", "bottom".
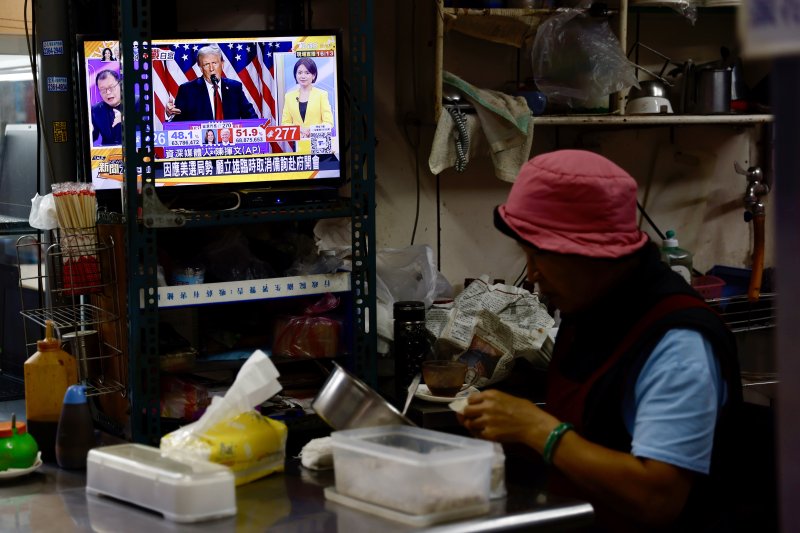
{"left": 376, "top": 245, "right": 452, "bottom": 310}
{"left": 162, "top": 410, "right": 287, "bottom": 486}
{"left": 663, "top": 0, "right": 698, "bottom": 25}
{"left": 374, "top": 245, "right": 453, "bottom": 352}
{"left": 531, "top": 2, "right": 639, "bottom": 109}
{"left": 273, "top": 293, "right": 342, "bottom": 358}
{"left": 160, "top": 375, "right": 212, "bottom": 421}
{"left": 160, "top": 350, "right": 286, "bottom": 486}
{"left": 28, "top": 193, "right": 58, "bottom": 230}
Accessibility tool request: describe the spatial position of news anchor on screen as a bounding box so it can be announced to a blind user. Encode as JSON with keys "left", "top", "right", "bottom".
{"left": 165, "top": 44, "right": 258, "bottom": 122}
{"left": 91, "top": 69, "right": 123, "bottom": 146}
{"left": 280, "top": 57, "right": 333, "bottom": 138}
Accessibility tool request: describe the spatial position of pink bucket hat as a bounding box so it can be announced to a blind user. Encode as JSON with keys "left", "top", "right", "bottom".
{"left": 495, "top": 150, "right": 649, "bottom": 258}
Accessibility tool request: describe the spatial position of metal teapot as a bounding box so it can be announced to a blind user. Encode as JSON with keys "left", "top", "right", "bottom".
{"left": 668, "top": 47, "right": 744, "bottom": 114}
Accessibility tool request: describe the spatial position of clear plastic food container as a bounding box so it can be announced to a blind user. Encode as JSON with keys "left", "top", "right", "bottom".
{"left": 86, "top": 443, "right": 236, "bottom": 522}
{"left": 330, "top": 425, "right": 493, "bottom": 517}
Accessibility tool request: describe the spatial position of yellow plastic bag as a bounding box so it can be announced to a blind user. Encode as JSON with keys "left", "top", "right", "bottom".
{"left": 161, "top": 410, "right": 287, "bottom": 486}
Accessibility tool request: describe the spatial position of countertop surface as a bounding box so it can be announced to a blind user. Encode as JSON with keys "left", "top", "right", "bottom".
{"left": 0, "top": 456, "right": 593, "bottom": 532}
{"left": 0, "top": 216, "right": 32, "bottom": 235}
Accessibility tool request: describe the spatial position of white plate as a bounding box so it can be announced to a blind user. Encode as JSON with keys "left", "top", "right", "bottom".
{"left": 0, "top": 452, "right": 42, "bottom": 480}
{"left": 415, "top": 384, "right": 479, "bottom": 403}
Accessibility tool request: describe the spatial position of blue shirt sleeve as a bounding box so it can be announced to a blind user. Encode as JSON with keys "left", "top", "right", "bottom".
{"left": 622, "top": 329, "right": 727, "bottom": 474}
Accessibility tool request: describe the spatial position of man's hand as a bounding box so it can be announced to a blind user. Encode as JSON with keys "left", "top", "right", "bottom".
{"left": 112, "top": 108, "right": 122, "bottom": 128}
{"left": 165, "top": 97, "right": 181, "bottom": 117}
{"left": 299, "top": 126, "right": 310, "bottom": 139}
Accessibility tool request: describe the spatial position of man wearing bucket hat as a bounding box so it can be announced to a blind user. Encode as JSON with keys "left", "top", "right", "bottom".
{"left": 459, "top": 150, "right": 743, "bottom": 530}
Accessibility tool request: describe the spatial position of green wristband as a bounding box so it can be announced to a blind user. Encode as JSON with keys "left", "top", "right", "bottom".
{"left": 542, "top": 422, "right": 574, "bottom": 465}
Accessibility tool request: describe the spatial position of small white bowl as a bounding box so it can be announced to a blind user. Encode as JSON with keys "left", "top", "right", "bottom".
{"left": 626, "top": 96, "right": 674, "bottom": 115}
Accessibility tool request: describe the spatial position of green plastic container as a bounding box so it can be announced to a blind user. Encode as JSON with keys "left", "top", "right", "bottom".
{"left": 0, "top": 415, "right": 39, "bottom": 470}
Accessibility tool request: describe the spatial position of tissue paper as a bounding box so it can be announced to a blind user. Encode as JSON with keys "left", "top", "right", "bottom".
{"left": 160, "top": 350, "right": 287, "bottom": 485}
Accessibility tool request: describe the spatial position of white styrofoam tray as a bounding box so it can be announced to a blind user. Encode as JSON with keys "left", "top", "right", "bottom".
{"left": 86, "top": 443, "right": 236, "bottom": 523}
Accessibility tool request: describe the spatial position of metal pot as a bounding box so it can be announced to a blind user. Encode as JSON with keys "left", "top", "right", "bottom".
{"left": 312, "top": 362, "right": 416, "bottom": 430}
{"left": 672, "top": 62, "right": 733, "bottom": 114}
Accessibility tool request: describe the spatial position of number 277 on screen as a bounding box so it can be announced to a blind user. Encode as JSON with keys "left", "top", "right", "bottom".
{"left": 264, "top": 126, "right": 300, "bottom": 141}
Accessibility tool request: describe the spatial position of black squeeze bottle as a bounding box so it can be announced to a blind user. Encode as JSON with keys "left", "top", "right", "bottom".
{"left": 55, "top": 385, "right": 95, "bottom": 469}
{"left": 393, "top": 301, "right": 433, "bottom": 403}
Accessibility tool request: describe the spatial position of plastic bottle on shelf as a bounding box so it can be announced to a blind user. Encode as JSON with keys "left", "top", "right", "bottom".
{"left": 55, "top": 385, "right": 95, "bottom": 469}
{"left": 24, "top": 320, "right": 78, "bottom": 463}
{"left": 661, "top": 230, "right": 693, "bottom": 284}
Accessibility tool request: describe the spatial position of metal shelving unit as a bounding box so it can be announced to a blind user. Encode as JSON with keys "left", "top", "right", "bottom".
{"left": 119, "top": 0, "right": 376, "bottom": 443}
{"left": 434, "top": 1, "right": 770, "bottom": 125}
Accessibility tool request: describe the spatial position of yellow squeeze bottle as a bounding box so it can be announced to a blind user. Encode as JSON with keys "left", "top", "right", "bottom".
{"left": 24, "top": 320, "right": 78, "bottom": 462}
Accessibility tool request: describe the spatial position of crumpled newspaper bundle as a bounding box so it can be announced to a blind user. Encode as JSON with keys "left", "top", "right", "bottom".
{"left": 426, "top": 275, "right": 554, "bottom": 387}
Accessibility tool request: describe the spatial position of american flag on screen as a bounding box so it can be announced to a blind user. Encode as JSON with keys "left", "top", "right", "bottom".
{"left": 152, "top": 40, "right": 294, "bottom": 152}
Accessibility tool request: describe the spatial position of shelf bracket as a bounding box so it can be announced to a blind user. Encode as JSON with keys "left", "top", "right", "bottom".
{"left": 142, "top": 184, "right": 186, "bottom": 228}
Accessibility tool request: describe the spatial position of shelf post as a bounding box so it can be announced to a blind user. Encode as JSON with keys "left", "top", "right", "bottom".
{"left": 120, "top": 0, "right": 161, "bottom": 444}
{"left": 349, "top": 0, "right": 378, "bottom": 386}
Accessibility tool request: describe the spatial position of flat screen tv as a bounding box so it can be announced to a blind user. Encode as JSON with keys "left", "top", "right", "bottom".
{"left": 76, "top": 31, "right": 344, "bottom": 205}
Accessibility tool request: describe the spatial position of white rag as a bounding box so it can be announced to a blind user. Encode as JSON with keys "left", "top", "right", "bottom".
{"left": 299, "top": 436, "right": 334, "bottom": 471}
{"left": 429, "top": 71, "right": 534, "bottom": 183}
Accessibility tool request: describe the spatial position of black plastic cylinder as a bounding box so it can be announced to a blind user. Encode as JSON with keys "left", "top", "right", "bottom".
{"left": 393, "top": 301, "right": 431, "bottom": 401}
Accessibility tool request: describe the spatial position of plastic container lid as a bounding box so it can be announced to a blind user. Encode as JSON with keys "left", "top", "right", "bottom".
{"left": 394, "top": 301, "right": 426, "bottom": 322}
{"left": 0, "top": 420, "right": 27, "bottom": 437}
{"left": 63, "top": 384, "right": 88, "bottom": 405}
{"left": 663, "top": 230, "right": 679, "bottom": 248}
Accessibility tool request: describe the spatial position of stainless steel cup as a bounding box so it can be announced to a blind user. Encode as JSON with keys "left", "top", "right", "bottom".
{"left": 695, "top": 67, "right": 732, "bottom": 114}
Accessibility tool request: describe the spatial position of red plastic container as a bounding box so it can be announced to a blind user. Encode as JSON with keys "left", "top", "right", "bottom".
{"left": 692, "top": 275, "right": 726, "bottom": 300}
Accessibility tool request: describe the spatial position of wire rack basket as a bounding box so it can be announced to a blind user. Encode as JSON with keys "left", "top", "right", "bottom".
{"left": 16, "top": 231, "right": 126, "bottom": 398}
{"left": 705, "top": 292, "right": 776, "bottom": 334}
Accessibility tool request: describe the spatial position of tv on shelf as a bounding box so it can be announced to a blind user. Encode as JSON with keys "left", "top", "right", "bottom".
{"left": 76, "top": 30, "right": 345, "bottom": 205}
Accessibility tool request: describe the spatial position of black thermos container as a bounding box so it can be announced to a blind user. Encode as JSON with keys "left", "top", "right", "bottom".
{"left": 393, "top": 301, "right": 430, "bottom": 402}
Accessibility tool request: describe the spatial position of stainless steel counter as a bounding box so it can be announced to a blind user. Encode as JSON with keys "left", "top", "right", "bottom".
{"left": 0, "top": 459, "right": 593, "bottom": 532}
{"left": 0, "top": 215, "right": 33, "bottom": 236}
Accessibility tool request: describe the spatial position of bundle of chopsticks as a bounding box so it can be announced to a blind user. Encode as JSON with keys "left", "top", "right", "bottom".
{"left": 52, "top": 182, "right": 100, "bottom": 294}
{"left": 52, "top": 182, "right": 97, "bottom": 230}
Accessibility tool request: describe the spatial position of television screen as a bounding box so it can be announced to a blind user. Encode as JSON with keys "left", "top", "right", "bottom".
{"left": 78, "top": 39, "right": 123, "bottom": 190}
{"left": 77, "top": 32, "right": 343, "bottom": 196}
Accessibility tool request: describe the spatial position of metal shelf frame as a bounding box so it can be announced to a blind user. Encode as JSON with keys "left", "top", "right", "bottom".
{"left": 119, "top": 0, "right": 376, "bottom": 443}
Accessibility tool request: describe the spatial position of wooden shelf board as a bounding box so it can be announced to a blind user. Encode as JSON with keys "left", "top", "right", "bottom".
{"left": 531, "top": 113, "right": 773, "bottom": 126}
